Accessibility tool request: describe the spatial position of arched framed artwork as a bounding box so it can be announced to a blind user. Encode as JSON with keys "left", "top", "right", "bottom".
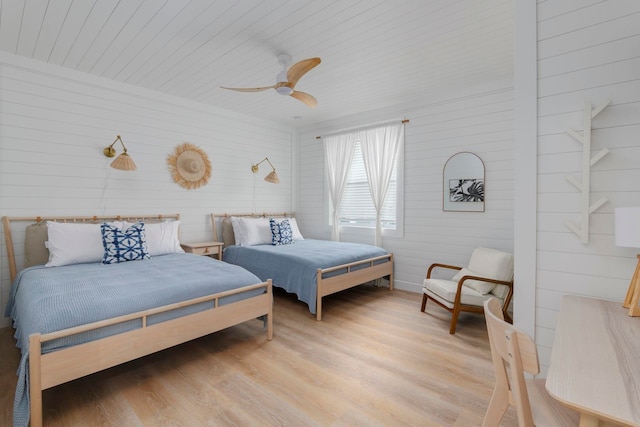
{"left": 443, "top": 152, "right": 485, "bottom": 212}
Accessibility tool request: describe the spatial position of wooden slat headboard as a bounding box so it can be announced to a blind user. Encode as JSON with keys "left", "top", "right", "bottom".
{"left": 2, "top": 214, "right": 180, "bottom": 282}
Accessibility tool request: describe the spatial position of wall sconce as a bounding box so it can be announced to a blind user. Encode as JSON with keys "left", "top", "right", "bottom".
{"left": 252, "top": 157, "right": 279, "bottom": 184}
{"left": 103, "top": 135, "right": 137, "bottom": 171}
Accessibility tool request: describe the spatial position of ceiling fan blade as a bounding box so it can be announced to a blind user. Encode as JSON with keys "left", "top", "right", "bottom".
{"left": 290, "top": 91, "right": 318, "bottom": 108}
{"left": 220, "top": 85, "right": 276, "bottom": 92}
{"left": 287, "top": 57, "right": 321, "bottom": 88}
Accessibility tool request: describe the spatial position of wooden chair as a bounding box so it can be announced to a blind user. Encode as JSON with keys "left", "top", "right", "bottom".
{"left": 482, "top": 298, "right": 579, "bottom": 427}
{"left": 421, "top": 247, "right": 514, "bottom": 334}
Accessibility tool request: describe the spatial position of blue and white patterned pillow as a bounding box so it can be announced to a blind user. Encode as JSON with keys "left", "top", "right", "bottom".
{"left": 269, "top": 218, "right": 294, "bottom": 246}
{"left": 101, "top": 223, "right": 151, "bottom": 264}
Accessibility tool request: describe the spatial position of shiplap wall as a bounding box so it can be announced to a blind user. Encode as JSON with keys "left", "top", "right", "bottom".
{"left": 0, "top": 52, "right": 293, "bottom": 327}
{"left": 296, "top": 79, "right": 515, "bottom": 295}
{"left": 534, "top": 1, "right": 640, "bottom": 373}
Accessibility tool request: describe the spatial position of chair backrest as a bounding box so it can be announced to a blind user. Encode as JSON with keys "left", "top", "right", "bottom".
{"left": 469, "top": 247, "right": 514, "bottom": 299}
{"left": 468, "top": 247, "right": 514, "bottom": 282}
{"left": 484, "top": 298, "right": 540, "bottom": 427}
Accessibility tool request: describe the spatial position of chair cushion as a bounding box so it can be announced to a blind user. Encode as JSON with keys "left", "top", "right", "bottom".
{"left": 467, "top": 247, "right": 514, "bottom": 282}
{"left": 423, "top": 278, "right": 503, "bottom": 308}
{"left": 491, "top": 284, "right": 511, "bottom": 300}
{"left": 452, "top": 267, "right": 496, "bottom": 294}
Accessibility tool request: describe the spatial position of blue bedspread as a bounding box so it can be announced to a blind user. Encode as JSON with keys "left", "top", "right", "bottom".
{"left": 223, "top": 239, "right": 390, "bottom": 314}
{"left": 4, "top": 253, "right": 263, "bottom": 427}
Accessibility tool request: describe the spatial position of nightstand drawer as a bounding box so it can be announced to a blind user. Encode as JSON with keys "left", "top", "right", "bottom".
{"left": 180, "top": 241, "right": 224, "bottom": 260}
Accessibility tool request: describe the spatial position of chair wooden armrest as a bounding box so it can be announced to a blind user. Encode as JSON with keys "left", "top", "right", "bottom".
{"left": 457, "top": 275, "right": 513, "bottom": 288}
{"left": 455, "top": 275, "right": 514, "bottom": 324}
{"left": 426, "top": 263, "right": 462, "bottom": 278}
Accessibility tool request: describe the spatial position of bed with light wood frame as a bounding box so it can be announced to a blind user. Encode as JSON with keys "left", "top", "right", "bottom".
{"left": 2, "top": 214, "right": 273, "bottom": 427}
{"left": 211, "top": 212, "right": 393, "bottom": 320}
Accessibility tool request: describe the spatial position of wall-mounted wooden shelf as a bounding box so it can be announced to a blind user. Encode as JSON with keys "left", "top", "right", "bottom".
{"left": 565, "top": 100, "right": 610, "bottom": 244}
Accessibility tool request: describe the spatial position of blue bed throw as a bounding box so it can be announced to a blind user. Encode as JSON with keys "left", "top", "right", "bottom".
{"left": 4, "top": 253, "right": 263, "bottom": 427}
{"left": 223, "top": 239, "right": 390, "bottom": 314}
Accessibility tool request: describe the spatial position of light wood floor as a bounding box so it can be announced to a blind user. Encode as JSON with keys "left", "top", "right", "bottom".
{"left": 0, "top": 286, "right": 521, "bottom": 426}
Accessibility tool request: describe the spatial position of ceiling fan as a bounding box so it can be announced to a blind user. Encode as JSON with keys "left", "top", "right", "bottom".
{"left": 221, "top": 53, "right": 321, "bottom": 108}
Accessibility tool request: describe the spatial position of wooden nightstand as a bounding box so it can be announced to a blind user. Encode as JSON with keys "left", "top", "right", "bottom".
{"left": 180, "top": 241, "right": 224, "bottom": 260}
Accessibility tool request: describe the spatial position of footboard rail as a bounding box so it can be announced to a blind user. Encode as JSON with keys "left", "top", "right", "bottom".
{"left": 28, "top": 280, "right": 273, "bottom": 427}
{"left": 316, "top": 253, "right": 393, "bottom": 320}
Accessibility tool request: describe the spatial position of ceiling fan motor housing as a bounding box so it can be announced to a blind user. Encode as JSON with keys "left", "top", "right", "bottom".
{"left": 275, "top": 69, "right": 293, "bottom": 95}
{"left": 276, "top": 85, "right": 293, "bottom": 96}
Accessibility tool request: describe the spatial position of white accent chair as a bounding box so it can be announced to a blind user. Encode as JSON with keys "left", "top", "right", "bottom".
{"left": 420, "top": 247, "right": 514, "bottom": 334}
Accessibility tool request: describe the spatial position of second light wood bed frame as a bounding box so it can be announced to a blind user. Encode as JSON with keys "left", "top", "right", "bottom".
{"left": 2, "top": 214, "right": 273, "bottom": 427}
{"left": 211, "top": 212, "right": 394, "bottom": 320}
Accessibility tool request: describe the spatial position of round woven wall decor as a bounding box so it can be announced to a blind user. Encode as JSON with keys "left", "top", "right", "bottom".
{"left": 167, "top": 142, "right": 212, "bottom": 190}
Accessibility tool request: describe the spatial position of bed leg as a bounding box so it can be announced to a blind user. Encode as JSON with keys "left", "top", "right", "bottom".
{"left": 266, "top": 313, "right": 273, "bottom": 340}
{"left": 266, "top": 280, "right": 273, "bottom": 340}
{"left": 388, "top": 254, "right": 394, "bottom": 290}
{"left": 316, "top": 269, "right": 323, "bottom": 321}
{"left": 29, "top": 334, "right": 43, "bottom": 427}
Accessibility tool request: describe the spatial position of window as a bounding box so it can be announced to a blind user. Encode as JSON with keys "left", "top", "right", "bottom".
{"left": 339, "top": 139, "right": 398, "bottom": 229}
{"left": 324, "top": 121, "right": 405, "bottom": 240}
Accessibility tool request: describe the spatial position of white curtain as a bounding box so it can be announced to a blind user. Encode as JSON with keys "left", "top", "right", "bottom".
{"left": 323, "top": 133, "right": 357, "bottom": 240}
{"left": 359, "top": 123, "right": 404, "bottom": 246}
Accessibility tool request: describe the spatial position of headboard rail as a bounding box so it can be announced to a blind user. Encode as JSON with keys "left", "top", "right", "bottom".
{"left": 210, "top": 212, "right": 295, "bottom": 242}
{"left": 2, "top": 214, "right": 180, "bottom": 282}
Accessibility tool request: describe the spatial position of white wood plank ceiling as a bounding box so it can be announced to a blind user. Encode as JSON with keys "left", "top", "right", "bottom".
{"left": 0, "top": 0, "right": 514, "bottom": 126}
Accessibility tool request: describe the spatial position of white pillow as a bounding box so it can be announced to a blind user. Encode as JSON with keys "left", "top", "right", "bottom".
{"left": 144, "top": 221, "right": 184, "bottom": 256}
{"left": 45, "top": 222, "right": 104, "bottom": 267}
{"left": 452, "top": 267, "right": 496, "bottom": 295}
{"left": 122, "top": 221, "right": 184, "bottom": 256}
{"left": 230, "top": 217, "right": 245, "bottom": 246}
{"left": 230, "top": 217, "right": 272, "bottom": 246}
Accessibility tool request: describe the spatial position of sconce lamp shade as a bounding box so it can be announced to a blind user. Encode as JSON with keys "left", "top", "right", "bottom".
{"left": 252, "top": 157, "right": 279, "bottom": 184}
{"left": 615, "top": 207, "right": 640, "bottom": 248}
{"left": 110, "top": 152, "right": 137, "bottom": 171}
{"left": 264, "top": 170, "right": 280, "bottom": 184}
{"left": 104, "top": 135, "right": 137, "bottom": 171}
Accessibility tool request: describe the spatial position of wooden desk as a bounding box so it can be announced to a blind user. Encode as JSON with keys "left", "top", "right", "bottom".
{"left": 546, "top": 295, "right": 640, "bottom": 427}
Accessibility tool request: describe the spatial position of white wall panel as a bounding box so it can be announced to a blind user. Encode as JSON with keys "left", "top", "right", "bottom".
{"left": 296, "top": 80, "right": 514, "bottom": 295}
{"left": 534, "top": 2, "right": 640, "bottom": 372}
{"left": 0, "top": 52, "right": 292, "bottom": 326}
